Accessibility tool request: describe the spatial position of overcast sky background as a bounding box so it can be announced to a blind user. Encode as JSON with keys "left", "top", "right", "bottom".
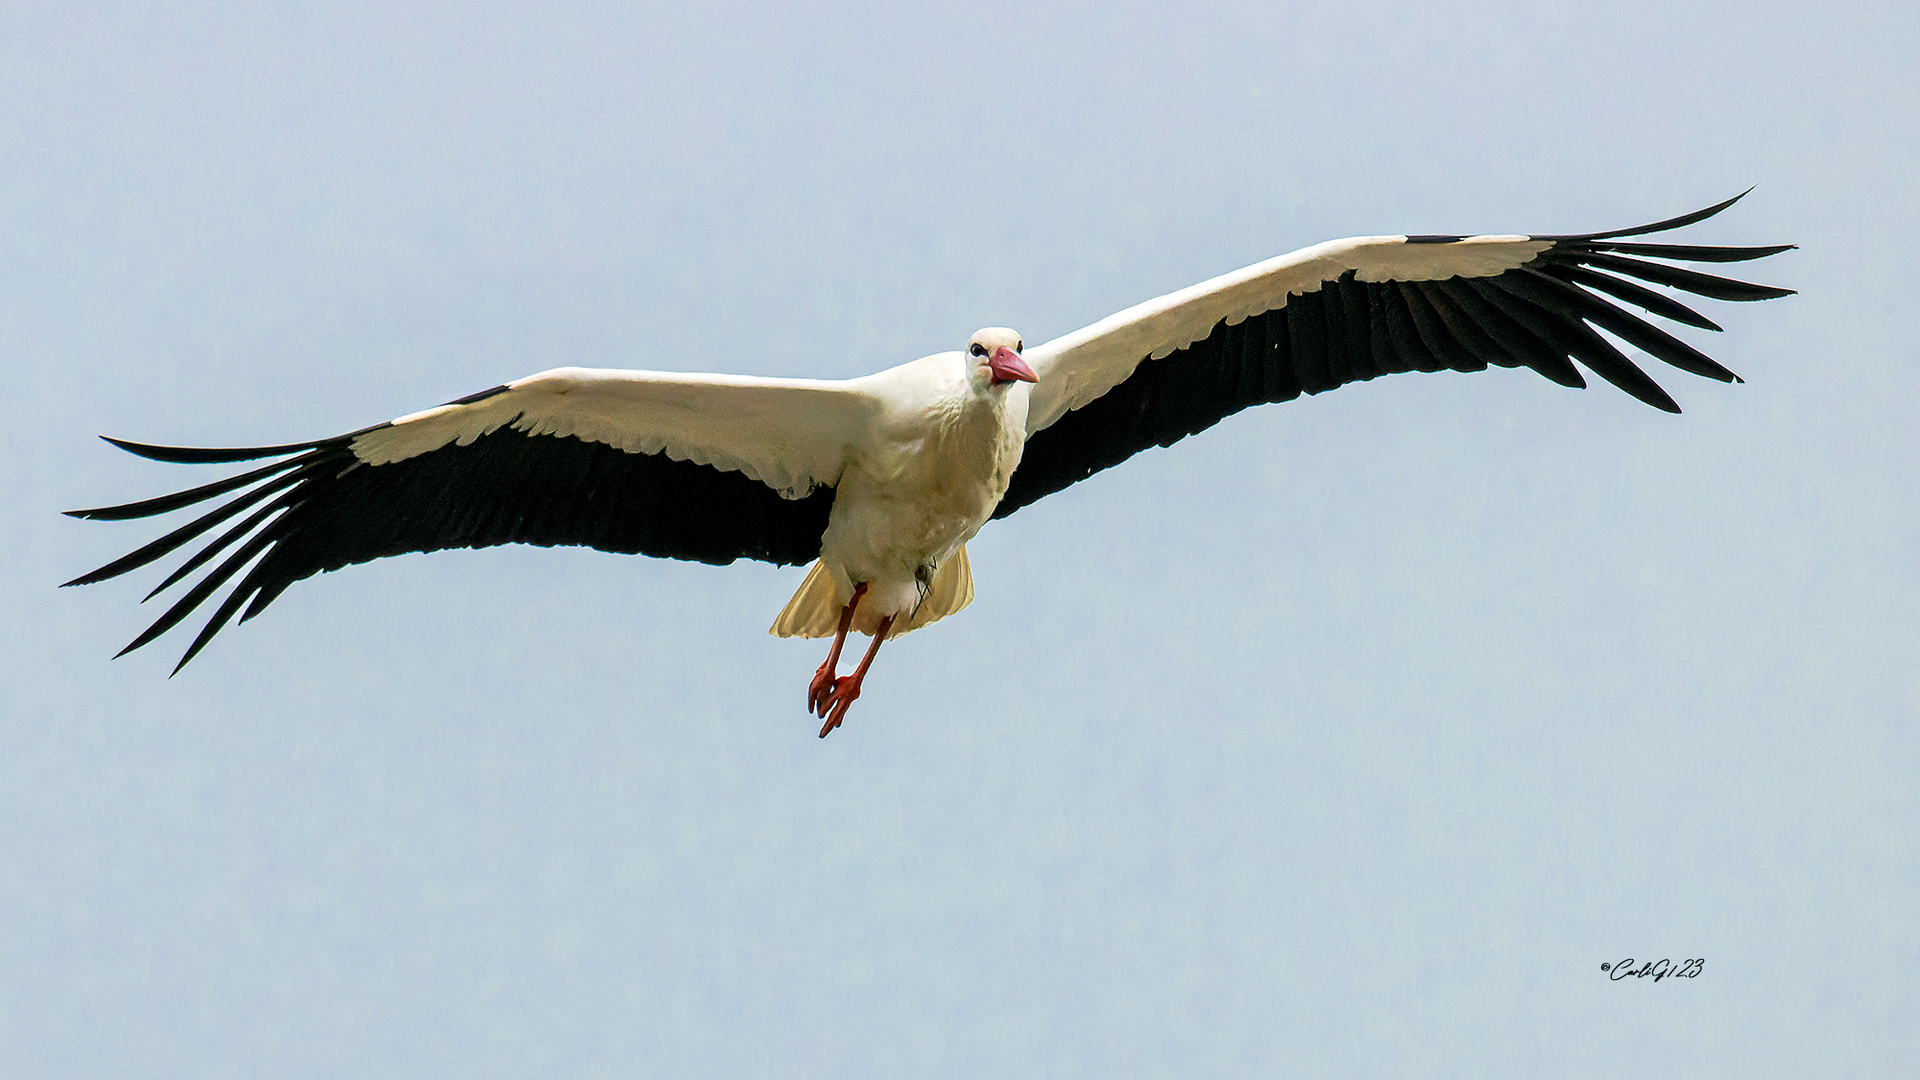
{"left": 3, "top": 2, "right": 1914, "bottom": 1075}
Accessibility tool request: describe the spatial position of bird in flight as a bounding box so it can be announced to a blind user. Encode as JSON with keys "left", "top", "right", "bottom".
{"left": 67, "top": 193, "right": 1793, "bottom": 736}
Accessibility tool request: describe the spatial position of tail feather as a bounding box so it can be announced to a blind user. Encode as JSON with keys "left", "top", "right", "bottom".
{"left": 900, "top": 545, "right": 973, "bottom": 636}
{"left": 769, "top": 560, "right": 842, "bottom": 639}
{"left": 769, "top": 546, "right": 975, "bottom": 639}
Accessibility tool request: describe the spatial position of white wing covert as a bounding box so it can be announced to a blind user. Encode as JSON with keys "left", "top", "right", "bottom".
{"left": 1023, "top": 233, "right": 1550, "bottom": 434}
{"left": 353, "top": 367, "right": 878, "bottom": 499}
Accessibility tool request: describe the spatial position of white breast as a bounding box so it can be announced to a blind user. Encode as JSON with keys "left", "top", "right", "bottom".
{"left": 817, "top": 356, "right": 1030, "bottom": 631}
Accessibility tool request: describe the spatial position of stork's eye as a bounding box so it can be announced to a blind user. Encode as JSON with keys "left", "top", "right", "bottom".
{"left": 969, "top": 343, "right": 987, "bottom": 357}
{"left": 1015, "top": 341, "right": 1023, "bottom": 352}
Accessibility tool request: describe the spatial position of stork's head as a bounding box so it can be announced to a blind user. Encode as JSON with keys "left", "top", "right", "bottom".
{"left": 965, "top": 327, "right": 1036, "bottom": 393}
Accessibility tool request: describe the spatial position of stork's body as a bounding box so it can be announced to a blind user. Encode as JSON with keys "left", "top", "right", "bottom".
{"left": 817, "top": 336, "right": 1032, "bottom": 635}
{"left": 794, "top": 331, "right": 1034, "bottom": 732}
{"left": 66, "top": 195, "right": 1793, "bottom": 737}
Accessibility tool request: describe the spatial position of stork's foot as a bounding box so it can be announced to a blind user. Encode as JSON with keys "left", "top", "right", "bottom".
{"left": 817, "top": 675, "right": 865, "bottom": 738}
{"left": 808, "top": 582, "right": 866, "bottom": 718}
{"left": 807, "top": 661, "right": 839, "bottom": 717}
{"left": 808, "top": 606, "right": 892, "bottom": 739}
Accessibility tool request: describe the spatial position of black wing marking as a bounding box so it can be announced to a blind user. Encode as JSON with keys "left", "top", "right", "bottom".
{"left": 66, "top": 423, "right": 834, "bottom": 671}
{"left": 994, "top": 193, "right": 1793, "bottom": 519}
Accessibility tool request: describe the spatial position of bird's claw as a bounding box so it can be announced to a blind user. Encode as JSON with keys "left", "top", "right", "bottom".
{"left": 807, "top": 662, "right": 838, "bottom": 717}
{"left": 809, "top": 668, "right": 858, "bottom": 723}
{"left": 817, "top": 677, "right": 862, "bottom": 738}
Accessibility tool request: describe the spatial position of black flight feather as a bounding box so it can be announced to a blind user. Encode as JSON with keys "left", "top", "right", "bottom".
{"left": 70, "top": 426, "right": 834, "bottom": 670}
{"left": 995, "top": 195, "right": 1792, "bottom": 518}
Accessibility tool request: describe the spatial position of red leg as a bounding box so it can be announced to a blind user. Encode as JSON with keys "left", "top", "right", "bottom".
{"left": 808, "top": 582, "right": 866, "bottom": 717}
{"left": 818, "top": 614, "right": 894, "bottom": 738}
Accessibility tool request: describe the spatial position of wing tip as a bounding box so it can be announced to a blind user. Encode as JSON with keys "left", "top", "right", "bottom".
{"left": 1543, "top": 188, "right": 1767, "bottom": 243}
{"left": 106, "top": 629, "right": 200, "bottom": 678}
{"left": 99, "top": 433, "right": 340, "bottom": 465}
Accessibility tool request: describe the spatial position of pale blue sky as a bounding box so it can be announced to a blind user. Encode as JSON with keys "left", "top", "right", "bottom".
{"left": 3, "top": 2, "right": 1915, "bottom": 1075}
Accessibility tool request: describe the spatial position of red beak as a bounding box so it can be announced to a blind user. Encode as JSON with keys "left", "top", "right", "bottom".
{"left": 989, "top": 345, "right": 1037, "bottom": 386}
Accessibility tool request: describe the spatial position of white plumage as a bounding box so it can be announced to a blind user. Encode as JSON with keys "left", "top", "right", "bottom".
{"left": 68, "top": 194, "right": 1792, "bottom": 736}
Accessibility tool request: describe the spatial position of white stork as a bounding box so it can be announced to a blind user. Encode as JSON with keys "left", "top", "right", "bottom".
{"left": 68, "top": 194, "right": 1792, "bottom": 736}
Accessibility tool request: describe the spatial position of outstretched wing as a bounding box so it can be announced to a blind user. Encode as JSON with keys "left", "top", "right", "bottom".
{"left": 998, "top": 193, "right": 1793, "bottom": 518}
{"left": 66, "top": 368, "right": 881, "bottom": 671}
